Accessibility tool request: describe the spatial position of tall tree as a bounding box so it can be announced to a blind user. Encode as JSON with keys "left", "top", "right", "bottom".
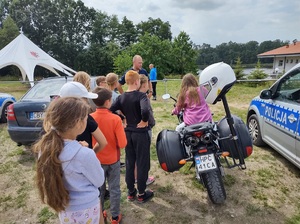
{"left": 172, "top": 31, "right": 198, "bottom": 75}
{"left": 130, "top": 33, "right": 173, "bottom": 78}
{"left": 234, "top": 57, "right": 245, "bottom": 80}
{"left": 76, "top": 41, "right": 120, "bottom": 75}
{"left": 113, "top": 50, "right": 133, "bottom": 76}
{"left": 106, "top": 15, "right": 120, "bottom": 43}
{"left": 118, "top": 16, "right": 137, "bottom": 48}
{"left": 90, "top": 11, "right": 109, "bottom": 46}
{"left": 197, "top": 43, "right": 218, "bottom": 66}
{"left": 136, "top": 17, "right": 172, "bottom": 41}
{"left": 0, "top": 0, "right": 10, "bottom": 26}
{"left": 243, "top": 41, "right": 259, "bottom": 64}
{"left": 0, "top": 15, "right": 19, "bottom": 49}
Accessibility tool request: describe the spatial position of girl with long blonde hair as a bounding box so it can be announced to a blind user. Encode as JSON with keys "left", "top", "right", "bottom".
{"left": 34, "top": 97, "right": 104, "bottom": 223}
{"left": 73, "top": 71, "right": 91, "bottom": 91}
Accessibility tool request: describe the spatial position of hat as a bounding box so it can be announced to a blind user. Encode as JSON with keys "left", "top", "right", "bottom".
{"left": 59, "top": 82, "right": 98, "bottom": 99}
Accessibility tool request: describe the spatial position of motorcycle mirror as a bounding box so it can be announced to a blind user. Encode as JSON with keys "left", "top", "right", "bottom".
{"left": 162, "top": 94, "right": 171, "bottom": 100}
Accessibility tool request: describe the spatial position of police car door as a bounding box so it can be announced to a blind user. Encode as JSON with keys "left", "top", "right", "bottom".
{"left": 296, "top": 115, "right": 300, "bottom": 166}
{"left": 263, "top": 69, "right": 300, "bottom": 163}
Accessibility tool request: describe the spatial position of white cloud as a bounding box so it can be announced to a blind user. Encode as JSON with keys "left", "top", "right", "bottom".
{"left": 81, "top": 0, "right": 300, "bottom": 46}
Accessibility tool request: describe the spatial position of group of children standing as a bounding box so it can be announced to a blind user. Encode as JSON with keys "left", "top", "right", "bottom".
{"left": 34, "top": 65, "right": 156, "bottom": 223}
{"left": 34, "top": 54, "right": 212, "bottom": 224}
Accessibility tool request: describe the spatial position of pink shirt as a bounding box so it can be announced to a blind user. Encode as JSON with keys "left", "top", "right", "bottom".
{"left": 172, "top": 86, "right": 212, "bottom": 125}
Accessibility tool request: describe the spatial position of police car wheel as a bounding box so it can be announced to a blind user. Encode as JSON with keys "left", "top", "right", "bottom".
{"left": 0, "top": 102, "right": 11, "bottom": 123}
{"left": 247, "top": 114, "right": 265, "bottom": 146}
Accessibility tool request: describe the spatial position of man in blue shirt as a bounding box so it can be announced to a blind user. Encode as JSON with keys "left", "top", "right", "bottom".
{"left": 149, "top": 64, "right": 157, "bottom": 100}
{"left": 117, "top": 55, "right": 153, "bottom": 96}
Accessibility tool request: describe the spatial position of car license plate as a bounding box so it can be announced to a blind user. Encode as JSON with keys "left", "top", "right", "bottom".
{"left": 195, "top": 154, "right": 217, "bottom": 172}
{"left": 29, "top": 112, "right": 45, "bottom": 120}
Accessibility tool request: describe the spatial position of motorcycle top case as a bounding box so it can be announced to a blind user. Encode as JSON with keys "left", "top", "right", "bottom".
{"left": 218, "top": 115, "right": 253, "bottom": 159}
{"left": 156, "top": 129, "right": 186, "bottom": 172}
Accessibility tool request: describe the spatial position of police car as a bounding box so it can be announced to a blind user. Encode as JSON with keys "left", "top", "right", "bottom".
{"left": 0, "top": 93, "right": 16, "bottom": 123}
{"left": 247, "top": 62, "right": 300, "bottom": 169}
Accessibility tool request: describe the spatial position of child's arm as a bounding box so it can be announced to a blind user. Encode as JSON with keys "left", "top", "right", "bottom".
{"left": 115, "top": 119, "right": 127, "bottom": 148}
{"left": 78, "top": 141, "right": 89, "bottom": 147}
{"left": 110, "top": 96, "right": 121, "bottom": 113}
{"left": 140, "top": 93, "right": 150, "bottom": 122}
{"left": 92, "top": 128, "right": 107, "bottom": 153}
{"left": 172, "top": 106, "right": 179, "bottom": 115}
{"left": 82, "top": 150, "right": 105, "bottom": 188}
{"left": 137, "top": 120, "right": 148, "bottom": 128}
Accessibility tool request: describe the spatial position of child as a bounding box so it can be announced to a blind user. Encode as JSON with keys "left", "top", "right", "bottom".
{"left": 73, "top": 71, "right": 92, "bottom": 91}
{"left": 172, "top": 73, "right": 213, "bottom": 132}
{"left": 91, "top": 87, "right": 127, "bottom": 224}
{"left": 106, "top": 72, "right": 126, "bottom": 168}
{"left": 33, "top": 97, "right": 105, "bottom": 223}
{"left": 106, "top": 73, "right": 120, "bottom": 102}
{"left": 136, "top": 74, "right": 155, "bottom": 185}
{"left": 59, "top": 81, "right": 107, "bottom": 153}
{"left": 96, "top": 75, "right": 108, "bottom": 88}
{"left": 74, "top": 71, "right": 97, "bottom": 111}
{"left": 110, "top": 70, "right": 154, "bottom": 203}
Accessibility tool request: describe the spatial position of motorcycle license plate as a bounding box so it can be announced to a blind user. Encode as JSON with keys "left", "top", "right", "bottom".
{"left": 195, "top": 154, "right": 217, "bottom": 172}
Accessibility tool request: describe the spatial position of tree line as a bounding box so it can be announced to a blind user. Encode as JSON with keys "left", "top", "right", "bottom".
{"left": 0, "top": 0, "right": 289, "bottom": 80}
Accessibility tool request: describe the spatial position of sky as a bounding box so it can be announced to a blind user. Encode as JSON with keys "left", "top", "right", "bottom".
{"left": 81, "top": 0, "right": 300, "bottom": 47}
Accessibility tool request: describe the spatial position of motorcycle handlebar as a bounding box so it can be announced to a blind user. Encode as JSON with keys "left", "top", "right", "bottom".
{"left": 170, "top": 96, "right": 177, "bottom": 102}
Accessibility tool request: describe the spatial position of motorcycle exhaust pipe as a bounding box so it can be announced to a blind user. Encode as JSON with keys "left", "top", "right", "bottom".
{"left": 201, "top": 133, "right": 212, "bottom": 144}
{"left": 186, "top": 136, "right": 200, "bottom": 146}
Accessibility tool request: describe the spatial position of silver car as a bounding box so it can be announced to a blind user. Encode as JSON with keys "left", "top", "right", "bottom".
{"left": 7, "top": 76, "right": 97, "bottom": 146}
{"left": 247, "top": 63, "right": 300, "bottom": 168}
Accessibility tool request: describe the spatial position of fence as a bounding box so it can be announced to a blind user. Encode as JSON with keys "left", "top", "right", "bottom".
{"left": 157, "top": 78, "right": 277, "bottom": 94}
{"left": 0, "top": 78, "right": 277, "bottom": 93}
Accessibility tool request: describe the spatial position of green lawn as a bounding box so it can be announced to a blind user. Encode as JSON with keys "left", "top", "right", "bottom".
{"left": 2, "top": 78, "right": 300, "bottom": 224}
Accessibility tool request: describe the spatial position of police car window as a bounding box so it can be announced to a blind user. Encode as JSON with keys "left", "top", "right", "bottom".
{"left": 277, "top": 70, "right": 300, "bottom": 103}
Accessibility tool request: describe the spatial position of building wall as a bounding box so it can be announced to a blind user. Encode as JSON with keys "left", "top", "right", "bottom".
{"left": 273, "top": 56, "right": 300, "bottom": 74}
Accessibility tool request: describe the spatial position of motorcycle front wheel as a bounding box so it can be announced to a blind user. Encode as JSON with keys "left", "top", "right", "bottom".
{"left": 201, "top": 169, "right": 226, "bottom": 204}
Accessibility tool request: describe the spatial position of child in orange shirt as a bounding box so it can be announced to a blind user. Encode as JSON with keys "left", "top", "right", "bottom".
{"left": 91, "top": 87, "right": 127, "bottom": 224}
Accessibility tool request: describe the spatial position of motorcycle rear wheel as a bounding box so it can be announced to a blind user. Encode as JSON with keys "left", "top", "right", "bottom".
{"left": 201, "top": 169, "right": 226, "bottom": 204}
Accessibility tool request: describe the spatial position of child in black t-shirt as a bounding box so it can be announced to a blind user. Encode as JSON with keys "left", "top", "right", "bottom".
{"left": 110, "top": 70, "right": 154, "bottom": 203}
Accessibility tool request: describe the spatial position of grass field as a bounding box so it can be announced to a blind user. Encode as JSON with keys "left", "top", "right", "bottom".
{"left": 1, "top": 78, "right": 300, "bottom": 224}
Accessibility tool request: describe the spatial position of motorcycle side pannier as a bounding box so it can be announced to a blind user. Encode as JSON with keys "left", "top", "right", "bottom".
{"left": 218, "top": 115, "right": 253, "bottom": 159}
{"left": 156, "top": 129, "right": 186, "bottom": 172}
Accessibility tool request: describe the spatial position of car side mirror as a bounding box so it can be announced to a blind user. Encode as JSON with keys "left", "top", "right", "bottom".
{"left": 260, "top": 89, "right": 272, "bottom": 99}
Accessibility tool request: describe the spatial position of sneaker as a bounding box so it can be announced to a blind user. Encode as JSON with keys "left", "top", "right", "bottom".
{"left": 137, "top": 190, "right": 154, "bottom": 203}
{"left": 146, "top": 176, "right": 155, "bottom": 186}
{"left": 127, "top": 188, "right": 137, "bottom": 201}
{"left": 102, "top": 210, "right": 107, "bottom": 220}
{"left": 111, "top": 214, "right": 122, "bottom": 224}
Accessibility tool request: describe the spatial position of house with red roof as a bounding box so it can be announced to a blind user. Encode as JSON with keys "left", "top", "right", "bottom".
{"left": 258, "top": 40, "right": 300, "bottom": 74}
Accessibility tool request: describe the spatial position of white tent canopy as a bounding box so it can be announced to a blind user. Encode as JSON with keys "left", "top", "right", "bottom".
{"left": 0, "top": 31, "right": 76, "bottom": 86}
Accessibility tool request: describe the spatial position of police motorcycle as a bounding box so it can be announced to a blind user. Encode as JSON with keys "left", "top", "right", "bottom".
{"left": 156, "top": 62, "right": 253, "bottom": 204}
